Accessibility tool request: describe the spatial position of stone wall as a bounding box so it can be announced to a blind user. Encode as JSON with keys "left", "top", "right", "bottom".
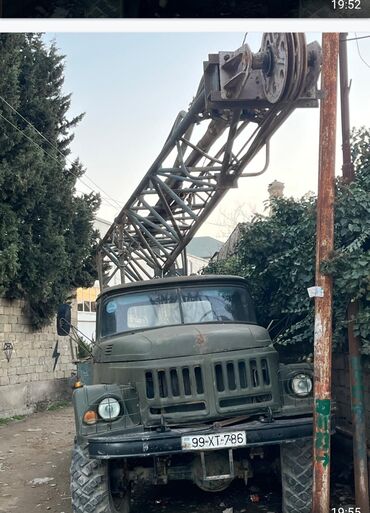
{"left": 332, "top": 352, "right": 370, "bottom": 443}
{"left": 0, "top": 297, "right": 77, "bottom": 418}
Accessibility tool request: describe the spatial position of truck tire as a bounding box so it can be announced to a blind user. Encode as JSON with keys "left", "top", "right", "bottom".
{"left": 70, "top": 444, "right": 130, "bottom": 513}
{"left": 280, "top": 438, "right": 313, "bottom": 513}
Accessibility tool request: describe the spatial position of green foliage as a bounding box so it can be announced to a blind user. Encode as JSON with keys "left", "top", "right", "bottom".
{"left": 205, "top": 128, "right": 370, "bottom": 357}
{"left": 76, "top": 336, "right": 92, "bottom": 359}
{"left": 0, "top": 34, "right": 100, "bottom": 328}
{"left": 0, "top": 415, "right": 26, "bottom": 426}
{"left": 46, "top": 400, "right": 71, "bottom": 411}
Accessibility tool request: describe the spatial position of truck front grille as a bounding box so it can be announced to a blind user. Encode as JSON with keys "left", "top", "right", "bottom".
{"left": 142, "top": 354, "right": 279, "bottom": 424}
{"left": 214, "top": 358, "right": 270, "bottom": 392}
{"left": 145, "top": 365, "right": 204, "bottom": 400}
{"left": 214, "top": 357, "right": 274, "bottom": 411}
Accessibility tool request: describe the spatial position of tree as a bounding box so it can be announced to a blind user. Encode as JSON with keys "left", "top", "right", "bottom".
{"left": 0, "top": 34, "right": 100, "bottom": 328}
{"left": 205, "top": 127, "right": 370, "bottom": 357}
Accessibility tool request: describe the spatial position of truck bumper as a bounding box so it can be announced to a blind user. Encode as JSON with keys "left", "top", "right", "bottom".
{"left": 88, "top": 416, "right": 313, "bottom": 459}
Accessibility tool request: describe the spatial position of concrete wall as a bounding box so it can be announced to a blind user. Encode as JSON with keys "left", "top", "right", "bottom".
{"left": 332, "top": 353, "right": 370, "bottom": 443}
{"left": 0, "top": 297, "right": 77, "bottom": 418}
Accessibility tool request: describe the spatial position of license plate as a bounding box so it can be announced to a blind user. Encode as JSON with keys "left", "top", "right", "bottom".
{"left": 181, "top": 431, "right": 246, "bottom": 451}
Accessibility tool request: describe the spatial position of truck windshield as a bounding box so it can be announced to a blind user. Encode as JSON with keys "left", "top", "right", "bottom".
{"left": 100, "top": 285, "right": 256, "bottom": 337}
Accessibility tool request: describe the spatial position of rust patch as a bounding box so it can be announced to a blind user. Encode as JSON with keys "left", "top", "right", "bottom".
{"left": 195, "top": 332, "right": 207, "bottom": 353}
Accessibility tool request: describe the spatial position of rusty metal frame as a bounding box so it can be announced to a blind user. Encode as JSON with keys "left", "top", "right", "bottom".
{"left": 97, "top": 34, "right": 321, "bottom": 289}
{"left": 312, "top": 33, "right": 339, "bottom": 513}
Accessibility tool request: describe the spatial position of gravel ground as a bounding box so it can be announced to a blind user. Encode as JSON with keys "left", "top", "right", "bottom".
{"left": 0, "top": 405, "right": 355, "bottom": 513}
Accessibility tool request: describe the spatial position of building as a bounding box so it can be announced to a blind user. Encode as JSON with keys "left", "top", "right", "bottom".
{"left": 212, "top": 223, "right": 249, "bottom": 262}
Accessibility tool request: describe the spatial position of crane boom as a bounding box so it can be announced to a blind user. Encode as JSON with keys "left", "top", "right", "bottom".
{"left": 97, "top": 33, "right": 322, "bottom": 289}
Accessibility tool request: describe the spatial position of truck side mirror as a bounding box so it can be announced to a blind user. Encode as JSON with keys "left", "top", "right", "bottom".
{"left": 57, "top": 304, "right": 71, "bottom": 336}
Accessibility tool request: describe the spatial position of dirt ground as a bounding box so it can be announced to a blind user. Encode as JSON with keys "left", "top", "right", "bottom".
{"left": 0, "top": 406, "right": 74, "bottom": 513}
{"left": 0, "top": 405, "right": 355, "bottom": 513}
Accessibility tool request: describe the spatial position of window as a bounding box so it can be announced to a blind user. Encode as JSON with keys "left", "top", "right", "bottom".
{"left": 127, "top": 302, "right": 181, "bottom": 329}
{"left": 181, "top": 287, "right": 255, "bottom": 324}
{"left": 77, "top": 286, "right": 100, "bottom": 314}
{"left": 100, "top": 284, "right": 256, "bottom": 338}
{"left": 101, "top": 290, "right": 180, "bottom": 336}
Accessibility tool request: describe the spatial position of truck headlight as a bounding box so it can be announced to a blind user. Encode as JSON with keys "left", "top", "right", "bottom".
{"left": 290, "top": 374, "right": 312, "bottom": 397}
{"left": 98, "top": 397, "right": 121, "bottom": 421}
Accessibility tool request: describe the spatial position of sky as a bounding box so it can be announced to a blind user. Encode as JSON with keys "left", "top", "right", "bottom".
{"left": 44, "top": 31, "right": 370, "bottom": 241}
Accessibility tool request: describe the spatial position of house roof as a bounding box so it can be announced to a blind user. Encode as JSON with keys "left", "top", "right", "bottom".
{"left": 187, "top": 237, "right": 223, "bottom": 259}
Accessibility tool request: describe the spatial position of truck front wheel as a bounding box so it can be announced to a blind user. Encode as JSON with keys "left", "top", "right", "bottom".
{"left": 70, "top": 444, "right": 131, "bottom": 513}
{"left": 280, "top": 438, "right": 313, "bottom": 513}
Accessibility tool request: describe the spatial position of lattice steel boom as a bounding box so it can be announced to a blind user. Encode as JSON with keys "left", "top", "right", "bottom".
{"left": 97, "top": 33, "right": 322, "bottom": 289}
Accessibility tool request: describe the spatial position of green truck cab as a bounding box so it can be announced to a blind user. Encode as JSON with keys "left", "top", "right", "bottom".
{"left": 63, "top": 275, "right": 314, "bottom": 513}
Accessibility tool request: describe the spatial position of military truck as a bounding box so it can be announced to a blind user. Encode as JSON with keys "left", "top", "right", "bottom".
{"left": 59, "top": 274, "right": 314, "bottom": 513}
{"left": 57, "top": 32, "right": 322, "bottom": 513}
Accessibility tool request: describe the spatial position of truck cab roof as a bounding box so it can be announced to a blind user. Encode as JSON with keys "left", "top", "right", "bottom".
{"left": 97, "top": 275, "right": 248, "bottom": 300}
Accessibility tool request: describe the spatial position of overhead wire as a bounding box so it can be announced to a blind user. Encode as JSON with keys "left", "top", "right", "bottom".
{"left": 0, "top": 93, "right": 122, "bottom": 208}
{"left": 354, "top": 32, "right": 370, "bottom": 69}
{"left": 345, "top": 34, "right": 370, "bottom": 42}
{"left": 0, "top": 110, "right": 119, "bottom": 210}
{"left": 0, "top": 94, "right": 122, "bottom": 209}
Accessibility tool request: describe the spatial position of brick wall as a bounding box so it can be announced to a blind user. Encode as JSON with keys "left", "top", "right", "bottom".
{"left": 332, "top": 352, "right": 370, "bottom": 443}
{"left": 0, "top": 297, "right": 77, "bottom": 417}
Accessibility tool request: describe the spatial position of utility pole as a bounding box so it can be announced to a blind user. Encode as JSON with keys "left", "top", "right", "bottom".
{"left": 339, "top": 33, "right": 355, "bottom": 184}
{"left": 312, "top": 32, "right": 339, "bottom": 513}
{"left": 339, "top": 32, "right": 370, "bottom": 513}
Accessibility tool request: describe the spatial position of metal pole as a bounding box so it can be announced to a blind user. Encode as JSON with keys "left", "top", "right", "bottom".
{"left": 339, "top": 33, "right": 355, "bottom": 183}
{"left": 348, "top": 302, "right": 370, "bottom": 513}
{"left": 312, "top": 32, "right": 339, "bottom": 513}
{"left": 339, "top": 32, "right": 370, "bottom": 513}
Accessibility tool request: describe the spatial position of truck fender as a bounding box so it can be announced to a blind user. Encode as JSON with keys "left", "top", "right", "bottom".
{"left": 72, "top": 383, "right": 123, "bottom": 440}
